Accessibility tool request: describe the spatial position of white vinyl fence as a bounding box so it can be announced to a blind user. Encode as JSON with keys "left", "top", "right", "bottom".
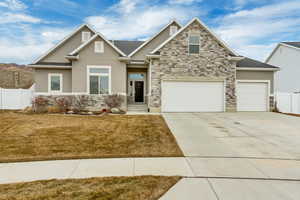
{"left": 0, "top": 85, "right": 35, "bottom": 110}
{"left": 276, "top": 92, "right": 300, "bottom": 114}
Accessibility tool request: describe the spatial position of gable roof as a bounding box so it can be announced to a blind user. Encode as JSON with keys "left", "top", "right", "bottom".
{"left": 150, "top": 17, "right": 238, "bottom": 56}
{"left": 128, "top": 20, "right": 182, "bottom": 57}
{"left": 33, "top": 24, "right": 96, "bottom": 64}
{"left": 112, "top": 40, "right": 144, "bottom": 55}
{"left": 265, "top": 42, "right": 300, "bottom": 63}
{"left": 69, "top": 33, "right": 127, "bottom": 56}
{"left": 237, "top": 57, "right": 279, "bottom": 69}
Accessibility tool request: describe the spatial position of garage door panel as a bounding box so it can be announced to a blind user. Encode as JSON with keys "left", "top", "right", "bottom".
{"left": 237, "top": 82, "right": 268, "bottom": 111}
{"left": 162, "top": 81, "right": 224, "bottom": 112}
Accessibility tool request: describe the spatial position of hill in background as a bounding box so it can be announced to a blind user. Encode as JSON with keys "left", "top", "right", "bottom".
{"left": 0, "top": 64, "right": 34, "bottom": 89}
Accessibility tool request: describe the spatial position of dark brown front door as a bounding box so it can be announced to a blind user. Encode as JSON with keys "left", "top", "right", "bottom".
{"left": 135, "top": 81, "right": 144, "bottom": 102}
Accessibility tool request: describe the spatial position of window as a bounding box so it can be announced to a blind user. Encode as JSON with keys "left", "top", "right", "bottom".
{"left": 48, "top": 74, "right": 62, "bottom": 93}
{"left": 189, "top": 34, "right": 200, "bottom": 54}
{"left": 128, "top": 73, "right": 144, "bottom": 80}
{"left": 82, "top": 31, "right": 91, "bottom": 42}
{"left": 88, "top": 67, "right": 110, "bottom": 94}
{"left": 95, "top": 41, "right": 104, "bottom": 53}
{"left": 170, "top": 26, "right": 178, "bottom": 36}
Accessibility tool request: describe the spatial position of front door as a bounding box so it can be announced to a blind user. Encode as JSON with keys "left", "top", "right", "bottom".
{"left": 135, "top": 81, "right": 144, "bottom": 102}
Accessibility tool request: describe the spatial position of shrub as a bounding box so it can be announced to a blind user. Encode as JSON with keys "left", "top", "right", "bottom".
{"left": 104, "top": 94, "right": 124, "bottom": 109}
{"left": 32, "top": 96, "right": 49, "bottom": 113}
{"left": 47, "top": 106, "right": 61, "bottom": 113}
{"left": 55, "top": 97, "right": 71, "bottom": 113}
{"left": 72, "top": 95, "right": 90, "bottom": 112}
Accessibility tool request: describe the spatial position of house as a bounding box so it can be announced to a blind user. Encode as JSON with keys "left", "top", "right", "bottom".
{"left": 266, "top": 42, "right": 300, "bottom": 93}
{"left": 28, "top": 17, "right": 279, "bottom": 112}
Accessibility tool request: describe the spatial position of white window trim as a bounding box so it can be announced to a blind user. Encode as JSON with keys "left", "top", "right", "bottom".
{"left": 48, "top": 73, "right": 63, "bottom": 93}
{"left": 82, "top": 31, "right": 91, "bottom": 43}
{"left": 86, "top": 65, "right": 111, "bottom": 95}
{"left": 95, "top": 41, "right": 104, "bottom": 53}
{"left": 188, "top": 33, "right": 200, "bottom": 55}
{"left": 170, "top": 25, "right": 178, "bottom": 36}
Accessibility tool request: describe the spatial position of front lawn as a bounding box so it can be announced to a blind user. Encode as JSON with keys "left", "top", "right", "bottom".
{"left": 0, "top": 112, "right": 183, "bottom": 162}
{"left": 0, "top": 176, "right": 180, "bottom": 200}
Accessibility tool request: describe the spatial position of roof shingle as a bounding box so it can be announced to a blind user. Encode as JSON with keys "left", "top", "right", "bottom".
{"left": 111, "top": 40, "right": 144, "bottom": 56}
{"left": 282, "top": 42, "right": 300, "bottom": 49}
{"left": 237, "top": 57, "right": 279, "bottom": 69}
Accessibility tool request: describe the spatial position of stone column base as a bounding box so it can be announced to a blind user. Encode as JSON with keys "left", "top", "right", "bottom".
{"left": 149, "top": 107, "right": 161, "bottom": 113}
{"left": 225, "top": 106, "right": 237, "bottom": 112}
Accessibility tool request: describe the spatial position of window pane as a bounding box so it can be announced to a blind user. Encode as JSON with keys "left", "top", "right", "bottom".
{"left": 95, "top": 41, "right": 104, "bottom": 53}
{"left": 51, "top": 76, "right": 60, "bottom": 91}
{"left": 89, "top": 68, "right": 109, "bottom": 74}
{"left": 189, "top": 35, "right": 200, "bottom": 44}
{"left": 189, "top": 45, "right": 200, "bottom": 54}
{"left": 100, "top": 76, "right": 109, "bottom": 94}
{"left": 129, "top": 73, "right": 144, "bottom": 79}
{"left": 90, "top": 76, "right": 99, "bottom": 94}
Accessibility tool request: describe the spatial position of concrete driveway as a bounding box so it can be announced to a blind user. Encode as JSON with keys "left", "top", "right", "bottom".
{"left": 163, "top": 112, "right": 300, "bottom": 159}
{"left": 161, "top": 112, "right": 300, "bottom": 200}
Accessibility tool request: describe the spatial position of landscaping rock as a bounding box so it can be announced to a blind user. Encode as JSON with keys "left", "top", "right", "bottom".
{"left": 67, "top": 111, "right": 74, "bottom": 114}
{"left": 111, "top": 108, "right": 120, "bottom": 113}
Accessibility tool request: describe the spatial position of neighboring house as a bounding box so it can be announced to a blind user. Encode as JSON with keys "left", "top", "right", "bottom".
{"left": 266, "top": 42, "right": 300, "bottom": 93}
{"left": 28, "top": 17, "right": 279, "bottom": 112}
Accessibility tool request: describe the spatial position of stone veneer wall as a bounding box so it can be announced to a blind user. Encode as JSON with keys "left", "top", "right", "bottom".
{"left": 149, "top": 21, "right": 238, "bottom": 112}
{"left": 269, "top": 96, "right": 275, "bottom": 111}
{"left": 37, "top": 94, "right": 127, "bottom": 111}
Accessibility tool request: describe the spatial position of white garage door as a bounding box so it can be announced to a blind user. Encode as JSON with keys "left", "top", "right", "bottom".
{"left": 161, "top": 81, "right": 225, "bottom": 112}
{"left": 237, "top": 81, "right": 269, "bottom": 111}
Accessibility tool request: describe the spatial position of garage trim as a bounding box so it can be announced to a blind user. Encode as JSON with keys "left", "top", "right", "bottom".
{"left": 161, "top": 79, "right": 226, "bottom": 112}
{"left": 236, "top": 80, "right": 270, "bottom": 111}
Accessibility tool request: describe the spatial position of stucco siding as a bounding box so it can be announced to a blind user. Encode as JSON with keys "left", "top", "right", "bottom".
{"left": 150, "top": 20, "right": 237, "bottom": 112}
{"left": 41, "top": 26, "right": 95, "bottom": 63}
{"left": 131, "top": 22, "right": 181, "bottom": 60}
{"left": 236, "top": 70, "right": 275, "bottom": 94}
{"left": 34, "top": 68, "right": 72, "bottom": 93}
{"left": 72, "top": 37, "right": 126, "bottom": 93}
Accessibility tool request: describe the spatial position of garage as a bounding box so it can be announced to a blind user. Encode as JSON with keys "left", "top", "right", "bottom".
{"left": 161, "top": 81, "right": 225, "bottom": 112}
{"left": 237, "top": 81, "right": 269, "bottom": 111}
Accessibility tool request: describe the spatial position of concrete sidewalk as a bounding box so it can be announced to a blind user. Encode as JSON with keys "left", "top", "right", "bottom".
{"left": 160, "top": 178, "right": 300, "bottom": 200}
{"left": 0, "top": 157, "right": 192, "bottom": 184}
{"left": 1, "top": 157, "right": 300, "bottom": 184}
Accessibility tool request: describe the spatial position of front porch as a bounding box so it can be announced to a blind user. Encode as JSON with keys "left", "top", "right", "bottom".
{"left": 127, "top": 67, "right": 150, "bottom": 112}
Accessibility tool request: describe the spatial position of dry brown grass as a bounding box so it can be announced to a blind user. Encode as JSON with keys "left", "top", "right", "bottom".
{"left": 0, "top": 112, "right": 183, "bottom": 163}
{"left": 0, "top": 176, "right": 181, "bottom": 200}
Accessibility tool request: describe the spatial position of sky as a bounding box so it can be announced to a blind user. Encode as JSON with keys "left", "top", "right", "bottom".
{"left": 0, "top": 0, "right": 300, "bottom": 64}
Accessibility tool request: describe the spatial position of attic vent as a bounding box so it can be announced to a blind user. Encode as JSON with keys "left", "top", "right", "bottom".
{"left": 170, "top": 26, "right": 178, "bottom": 36}
{"left": 82, "top": 32, "right": 91, "bottom": 42}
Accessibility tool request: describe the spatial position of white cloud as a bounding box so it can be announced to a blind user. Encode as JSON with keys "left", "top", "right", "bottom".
{"left": 0, "top": 0, "right": 27, "bottom": 10}
{"left": 0, "top": 13, "right": 41, "bottom": 24}
{"left": 168, "top": 0, "right": 202, "bottom": 5}
{"left": 0, "top": 25, "right": 72, "bottom": 64}
{"left": 233, "top": 0, "right": 268, "bottom": 9}
{"left": 111, "top": 0, "right": 141, "bottom": 14}
{"left": 86, "top": 1, "right": 202, "bottom": 40}
{"left": 215, "top": 0, "right": 300, "bottom": 60}
{"left": 0, "top": 39, "right": 52, "bottom": 64}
